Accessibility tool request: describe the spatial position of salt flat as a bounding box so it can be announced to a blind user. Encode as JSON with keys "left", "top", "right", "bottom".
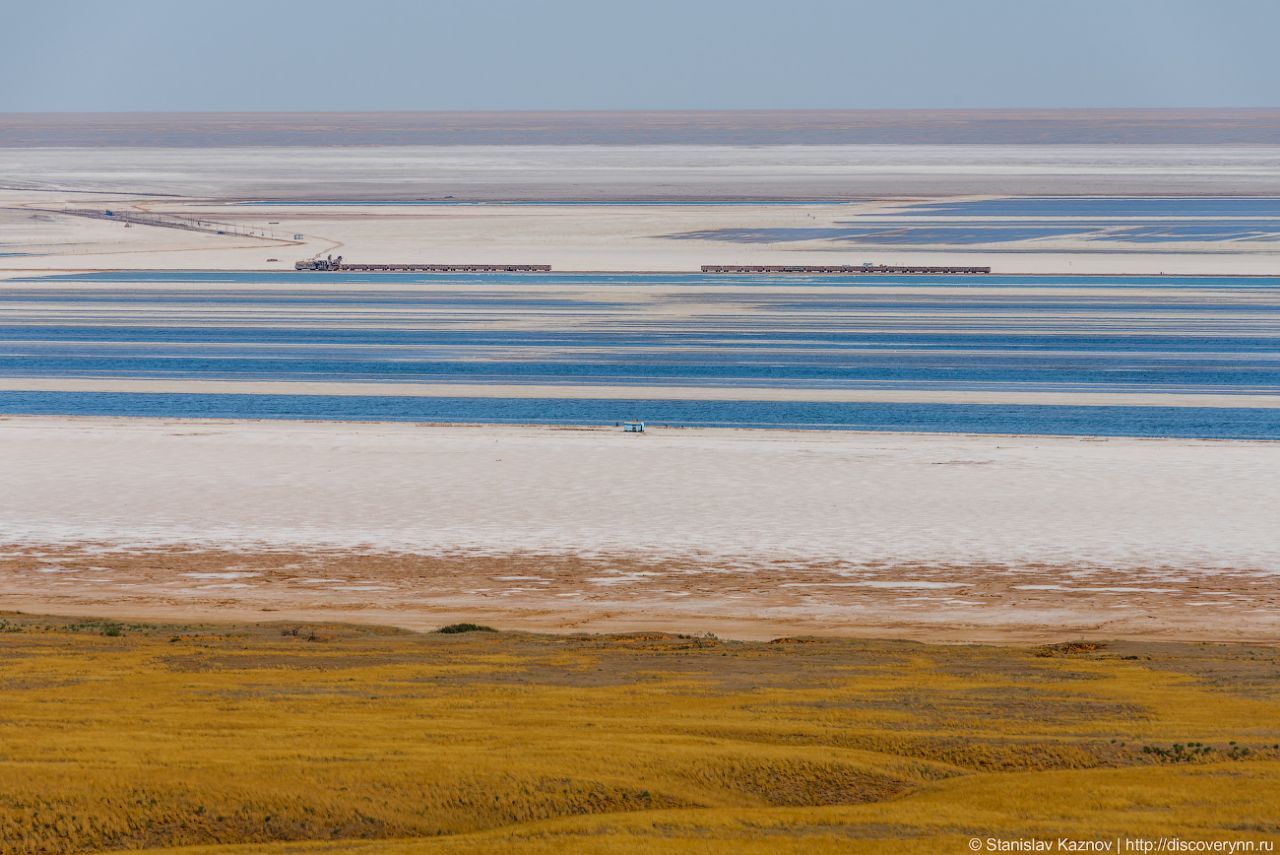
{"left": 5, "top": 417, "right": 1274, "bottom": 567}
{"left": 1, "top": 416, "right": 1276, "bottom": 640}
{"left": 6, "top": 144, "right": 1280, "bottom": 199}
{"left": 6, "top": 144, "right": 1280, "bottom": 273}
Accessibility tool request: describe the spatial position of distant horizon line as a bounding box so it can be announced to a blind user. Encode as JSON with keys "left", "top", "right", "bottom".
{"left": 5, "top": 109, "right": 1279, "bottom": 147}
{"left": 4, "top": 107, "right": 1280, "bottom": 115}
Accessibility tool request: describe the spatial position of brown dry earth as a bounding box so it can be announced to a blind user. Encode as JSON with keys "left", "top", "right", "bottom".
{"left": 2, "top": 545, "right": 1276, "bottom": 643}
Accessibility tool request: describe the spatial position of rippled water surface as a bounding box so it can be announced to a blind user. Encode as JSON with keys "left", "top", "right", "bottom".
{"left": 3, "top": 271, "right": 1278, "bottom": 437}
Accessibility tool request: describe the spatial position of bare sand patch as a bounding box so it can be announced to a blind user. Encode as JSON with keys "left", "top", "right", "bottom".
{"left": 1, "top": 545, "right": 1276, "bottom": 643}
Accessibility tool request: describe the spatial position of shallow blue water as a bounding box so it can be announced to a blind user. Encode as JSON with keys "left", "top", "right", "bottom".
{"left": 1091, "top": 224, "right": 1280, "bottom": 242}
{"left": 4, "top": 271, "right": 1279, "bottom": 438}
{"left": 904, "top": 197, "right": 1280, "bottom": 217}
{"left": 671, "top": 223, "right": 1280, "bottom": 245}
{"left": 4, "top": 335, "right": 1278, "bottom": 386}
{"left": 665, "top": 197, "right": 1280, "bottom": 245}
{"left": 7, "top": 328, "right": 1280, "bottom": 369}
{"left": 671, "top": 226, "right": 1085, "bottom": 244}
{"left": 4, "top": 392, "right": 1276, "bottom": 439}
{"left": 4, "top": 359, "right": 1274, "bottom": 390}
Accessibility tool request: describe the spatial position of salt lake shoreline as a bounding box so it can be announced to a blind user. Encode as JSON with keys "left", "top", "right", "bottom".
{"left": 3, "top": 542, "right": 1277, "bottom": 644}
{"left": 1, "top": 415, "right": 1276, "bottom": 643}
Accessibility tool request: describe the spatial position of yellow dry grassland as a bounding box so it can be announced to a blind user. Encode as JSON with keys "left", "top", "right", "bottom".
{"left": 0, "top": 615, "right": 1277, "bottom": 854}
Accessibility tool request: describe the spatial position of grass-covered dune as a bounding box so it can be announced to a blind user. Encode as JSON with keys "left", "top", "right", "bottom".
{"left": 0, "top": 614, "right": 1277, "bottom": 853}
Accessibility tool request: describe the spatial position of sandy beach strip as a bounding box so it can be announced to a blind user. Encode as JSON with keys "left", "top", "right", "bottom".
{"left": 4, "top": 377, "right": 1279, "bottom": 408}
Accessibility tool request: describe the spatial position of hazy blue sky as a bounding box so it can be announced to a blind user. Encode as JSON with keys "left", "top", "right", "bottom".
{"left": 5, "top": 0, "right": 1278, "bottom": 111}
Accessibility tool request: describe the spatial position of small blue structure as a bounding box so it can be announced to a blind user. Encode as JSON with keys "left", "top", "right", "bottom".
{"left": 623, "top": 421, "right": 645, "bottom": 433}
